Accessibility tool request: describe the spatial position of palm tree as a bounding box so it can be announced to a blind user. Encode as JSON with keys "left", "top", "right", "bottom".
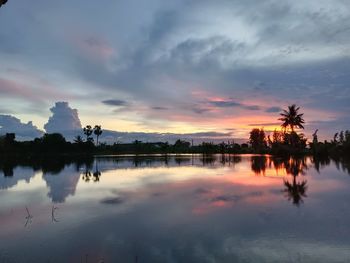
{"left": 74, "top": 135, "right": 84, "bottom": 144}
{"left": 282, "top": 157, "right": 308, "bottom": 206}
{"left": 83, "top": 125, "right": 93, "bottom": 142}
{"left": 93, "top": 125, "right": 103, "bottom": 145}
{"left": 279, "top": 104, "right": 305, "bottom": 132}
{"left": 283, "top": 176, "right": 308, "bottom": 206}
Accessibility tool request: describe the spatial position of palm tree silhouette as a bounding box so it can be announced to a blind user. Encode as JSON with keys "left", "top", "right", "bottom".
{"left": 283, "top": 176, "right": 308, "bottom": 206}
{"left": 279, "top": 104, "right": 305, "bottom": 132}
{"left": 74, "top": 135, "right": 84, "bottom": 144}
{"left": 93, "top": 125, "right": 103, "bottom": 145}
{"left": 83, "top": 125, "right": 93, "bottom": 142}
{"left": 282, "top": 157, "right": 308, "bottom": 206}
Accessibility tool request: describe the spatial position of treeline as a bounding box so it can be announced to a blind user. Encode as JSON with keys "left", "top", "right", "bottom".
{"left": 310, "top": 130, "right": 350, "bottom": 157}
{"left": 1, "top": 105, "right": 349, "bottom": 157}
{"left": 248, "top": 128, "right": 350, "bottom": 156}
{"left": 1, "top": 130, "right": 349, "bottom": 157}
{"left": 0, "top": 133, "right": 95, "bottom": 155}
{"left": 0, "top": 132, "right": 250, "bottom": 155}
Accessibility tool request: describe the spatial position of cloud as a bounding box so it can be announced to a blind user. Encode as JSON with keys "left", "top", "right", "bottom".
{"left": 44, "top": 102, "right": 82, "bottom": 135}
{"left": 209, "top": 100, "right": 241, "bottom": 108}
{"left": 102, "top": 99, "right": 128, "bottom": 106}
{"left": 100, "top": 197, "right": 125, "bottom": 205}
{"left": 265, "top": 107, "right": 282, "bottom": 113}
{"left": 191, "top": 106, "right": 211, "bottom": 114}
{"left": 0, "top": 114, "right": 43, "bottom": 139}
{"left": 1, "top": 0, "right": 350, "bottom": 139}
{"left": 151, "top": 106, "right": 169, "bottom": 110}
{"left": 207, "top": 99, "right": 262, "bottom": 111}
{"left": 248, "top": 122, "right": 281, "bottom": 127}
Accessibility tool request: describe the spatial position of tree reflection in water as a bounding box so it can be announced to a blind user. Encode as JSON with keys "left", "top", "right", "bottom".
{"left": 282, "top": 158, "right": 308, "bottom": 206}
{"left": 82, "top": 160, "right": 101, "bottom": 182}
{"left": 251, "top": 156, "right": 267, "bottom": 175}
{"left": 251, "top": 156, "right": 308, "bottom": 206}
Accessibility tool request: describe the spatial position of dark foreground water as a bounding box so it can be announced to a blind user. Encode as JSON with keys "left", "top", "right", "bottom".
{"left": 0, "top": 154, "right": 350, "bottom": 263}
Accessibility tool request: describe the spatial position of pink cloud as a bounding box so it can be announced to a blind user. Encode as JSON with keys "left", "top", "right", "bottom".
{"left": 0, "top": 76, "right": 73, "bottom": 103}
{"left": 69, "top": 33, "right": 115, "bottom": 63}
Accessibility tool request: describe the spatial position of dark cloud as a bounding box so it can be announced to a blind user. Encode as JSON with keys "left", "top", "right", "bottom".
{"left": 102, "top": 99, "right": 128, "bottom": 106}
{"left": 209, "top": 100, "right": 241, "bottom": 108}
{"left": 210, "top": 191, "right": 263, "bottom": 204}
{"left": 151, "top": 106, "right": 169, "bottom": 110}
{"left": 191, "top": 106, "right": 211, "bottom": 114}
{"left": 265, "top": 106, "right": 282, "bottom": 113}
{"left": 208, "top": 99, "right": 261, "bottom": 111}
{"left": 100, "top": 197, "right": 125, "bottom": 205}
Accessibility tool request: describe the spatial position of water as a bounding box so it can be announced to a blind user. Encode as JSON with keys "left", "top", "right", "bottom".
{"left": 0, "top": 154, "right": 350, "bottom": 263}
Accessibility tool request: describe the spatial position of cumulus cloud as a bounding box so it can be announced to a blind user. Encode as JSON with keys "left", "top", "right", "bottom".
{"left": 0, "top": 114, "right": 43, "bottom": 139}
{"left": 44, "top": 102, "right": 82, "bottom": 135}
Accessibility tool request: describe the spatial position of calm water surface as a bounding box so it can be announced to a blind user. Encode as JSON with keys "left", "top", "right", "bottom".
{"left": 0, "top": 154, "right": 350, "bottom": 263}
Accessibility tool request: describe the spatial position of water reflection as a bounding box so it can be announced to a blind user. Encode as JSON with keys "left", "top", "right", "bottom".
{"left": 250, "top": 156, "right": 309, "bottom": 206}
{"left": 251, "top": 155, "right": 267, "bottom": 175}
{"left": 1, "top": 155, "right": 350, "bottom": 262}
{"left": 82, "top": 160, "right": 102, "bottom": 182}
{"left": 24, "top": 206, "right": 33, "bottom": 227}
{"left": 282, "top": 158, "right": 308, "bottom": 206}
{"left": 1, "top": 155, "right": 349, "bottom": 205}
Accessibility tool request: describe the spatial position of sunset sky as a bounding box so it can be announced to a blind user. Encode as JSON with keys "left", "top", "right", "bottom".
{"left": 0, "top": 0, "right": 349, "bottom": 141}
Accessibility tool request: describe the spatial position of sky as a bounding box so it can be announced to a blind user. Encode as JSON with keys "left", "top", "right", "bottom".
{"left": 0, "top": 0, "right": 349, "bottom": 141}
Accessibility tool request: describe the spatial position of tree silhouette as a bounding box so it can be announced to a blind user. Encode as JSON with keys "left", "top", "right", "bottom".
{"left": 283, "top": 176, "right": 308, "bottom": 206}
{"left": 93, "top": 125, "right": 103, "bottom": 146}
{"left": 0, "top": 0, "right": 8, "bottom": 8}
{"left": 74, "top": 135, "right": 84, "bottom": 144}
{"left": 251, "top": 155, "right": 267, "bottom": 175}
{"left": 4, "top": 133, "right": 15, "bottom": 144}
{"left": 279, "top": 104, "right": 305, "bottom": 132}
{"left": 282, "top": 157, "right": 308, "bottom": 206}
{"left": 249, "top": 128, "right": 267, "bottom": 151}
{"left": 83, "top": 125, "right": 93, "bottom": 142}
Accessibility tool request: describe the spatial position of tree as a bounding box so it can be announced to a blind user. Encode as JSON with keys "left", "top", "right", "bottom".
{"left": 278, "top": 104, "right": 305, "bottom": 132}
{"left": 283, "top": 177, "right": 308, "bottom": 206}
{"left": 83, "top": 125, "right": 93, "bottom": 142}
{"left": 174, "top": 139, "right": 191, "bottom": 148}
{"left": 74, "top": 135, "right": 84, "bottom": 144}
{"left": 41, "top": 133, "right": 67, "bottom": 152}
{"left": 282, "top": 157, "right": 308, "bottom": 206}
{"left": 93, "top": 125, "right": 103, "bottom": 145}
{"left": 4, "top": 133, "right": 15, "bottom": 144}
{"left": 0, "top": 0, "right": 8, "bottom": 8}
{"left": 249, "top": 128, "right": 267, "bottom": 151}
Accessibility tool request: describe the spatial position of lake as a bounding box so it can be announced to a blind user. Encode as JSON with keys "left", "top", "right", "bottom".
{"left": 1, "top": 154, "right": 350, "bottom": 263}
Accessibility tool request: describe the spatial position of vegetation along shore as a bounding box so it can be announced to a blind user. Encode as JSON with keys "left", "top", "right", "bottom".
{"left": 1, "top": 105, "right": 349, "bottom": 158}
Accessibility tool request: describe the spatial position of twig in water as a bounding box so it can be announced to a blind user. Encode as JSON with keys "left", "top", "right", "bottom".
{"left": 24, "top": 206, "right": 33, "bottom": 227}
{"left": 51, "top": 205, "right": 59, "bottom": 222}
